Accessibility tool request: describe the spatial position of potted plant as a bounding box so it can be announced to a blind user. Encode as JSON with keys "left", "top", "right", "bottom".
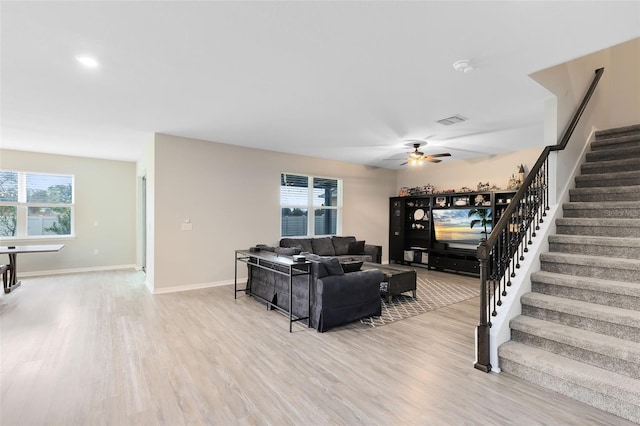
{"left": 469, "top": 208, "right": 492, "bottom": 239}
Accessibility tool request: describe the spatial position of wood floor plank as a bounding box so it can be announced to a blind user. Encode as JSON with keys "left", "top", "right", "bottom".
{"left": 0, "top": 268, "right": 634, "bottom": 425}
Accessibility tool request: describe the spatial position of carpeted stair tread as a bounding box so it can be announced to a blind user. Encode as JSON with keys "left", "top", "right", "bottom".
{"left": 541, "top": 251, "right": 640, "bottom": 268}
{"left": 548, "top": 234, "right": 640, "bottom": 259}
{"left": 575, "top": 170, "right": 640, "bottom": 188}
{"left": 555, "top": 223, "right": 640, "bottom": 238}
{"left": 520, "top": 292, "right": 640, "bottom": 329}
{"left": 595, "top": 123, "right": 640, "bottom": 139}
{"left": 562, "top": 201, "right": 640, "bottom": 218}
{"left": 569, "top": 185, "right": 640, "bottom": 202}
{"left": 509, "top": 315, "right": 640, "bottom": 378}
{"left": 531, "top": 271, "right": 640, "bottom": 309}
{"left": 549, "top": 234, "right": 640, "bottom": 247}
{"left": 498, "top": 341, "right": 640, "bottom": 422}
{"left": 581, "top": 157, "right": 640, "bottom": 174}
{"left": 532, "top": 270, "right": 640, "bottom": 297}
{"left": 557, "top": 217, "right": 640, "bottom": 226}
{"left": 586, "top": 145, "right": 640, "bottom": 162}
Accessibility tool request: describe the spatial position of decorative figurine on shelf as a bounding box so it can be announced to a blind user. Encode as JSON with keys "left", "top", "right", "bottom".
{"left": 399, "top": 187, "right": 409, "bottom": 197}
{"left": 421, "top": 184, "right": 434, "bottom": 194}
{"left": 507, "top": 174, "right": 520, "bottom": 190}
{"left": 506, "top": 165, "right": 525, "bottom": 190}
{"left": 476, "top": 182, "right": 490, "bottom": 191}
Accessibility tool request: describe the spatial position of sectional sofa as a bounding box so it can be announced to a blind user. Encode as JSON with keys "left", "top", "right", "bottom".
{"left": 246, "top": 236, "right": 384, "bottom": 331}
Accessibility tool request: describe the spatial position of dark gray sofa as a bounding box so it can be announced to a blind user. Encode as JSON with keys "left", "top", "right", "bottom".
{"left": 247, "top": 253, "right": 383, "bottom": 332}
{"left": 280, "top": 236, "right": 382, "bottom": 263}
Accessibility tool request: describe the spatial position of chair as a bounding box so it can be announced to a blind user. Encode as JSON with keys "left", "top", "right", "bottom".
{"left": 1, "top": 264, "right": 9, "bottom": 292}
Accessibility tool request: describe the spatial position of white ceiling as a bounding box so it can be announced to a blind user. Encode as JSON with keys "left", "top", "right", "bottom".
{"left": 2, "top": 1, "right": 639, "bottom": 169}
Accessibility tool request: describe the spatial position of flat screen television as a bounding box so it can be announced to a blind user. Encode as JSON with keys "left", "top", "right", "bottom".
{"left": 432, "top": 208, "right": 492, "bottom": 249}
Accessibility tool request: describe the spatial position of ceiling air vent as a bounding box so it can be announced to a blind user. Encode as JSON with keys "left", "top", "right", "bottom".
{"left": 436, "top": 115, "right": 468, "bottom": 126}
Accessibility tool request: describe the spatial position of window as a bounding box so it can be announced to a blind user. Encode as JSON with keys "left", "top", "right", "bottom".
{"left": 0, "top": 170, "right": 74, "bottom": 238}
{"left": 280, "top": 173, "right": 342, "bottom": 237}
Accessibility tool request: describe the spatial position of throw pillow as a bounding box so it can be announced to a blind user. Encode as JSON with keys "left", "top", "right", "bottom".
{"left": 322, "top": 257, "right": 344, "bottom": 276}
{"left": 331, "top": 236, "right": 356, "bottom": 255}
{"left": 255, "top": 244, "right": 276, "bottom": 252}
{"left": 311, "top": 237, "right": 335, "bottom": 256}
{"left": 340, "top": 260, "right": 363, "bottom": 273}
{"left": 348, "top": 240, "right": 366, "bottom": 255}
{"left": 305, "top": 253, "right": 344, "bottom": 276}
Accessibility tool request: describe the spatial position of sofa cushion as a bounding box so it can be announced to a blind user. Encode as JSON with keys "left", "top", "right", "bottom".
{"left": 340, "top": 260, "right": 363, "bottom": 273}
{"left": 280, "top": 238, "right": 313, "bottom": 253}
{"left": 275, "top": 246, "right": 302, "bottom": 256}
{"left": 332, "top": 236, "right": 356, "bottom": 255}
{"left": 311, "top": 237, "right": 335, "bottom": 256}
{"left": 348, "top": 240, "right": 366, "bottom": 255}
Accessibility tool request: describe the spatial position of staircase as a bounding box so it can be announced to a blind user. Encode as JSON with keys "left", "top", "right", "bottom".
{"left": 498, "top": 124, "right": 640, "bottom": 423}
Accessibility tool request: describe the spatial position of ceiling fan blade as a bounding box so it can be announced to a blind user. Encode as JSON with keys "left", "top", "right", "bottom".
{"left": 425, "top": 158, "right": 442, "bottom": 163}
{"left": 427, "top": 153, "right": 452, "bottom": 158}
{"left": 400, "top": 161, "right": 408, "bottom": 166}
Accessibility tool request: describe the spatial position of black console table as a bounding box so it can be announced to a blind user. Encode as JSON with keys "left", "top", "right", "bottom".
{"left": 234, "top": 249, "right": 312, "bottom": 332}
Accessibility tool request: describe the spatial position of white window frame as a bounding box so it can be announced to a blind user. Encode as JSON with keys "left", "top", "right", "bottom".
{"left": 0, "top": 169, "right": 75, "bottom": 240}
{"left": 280, "top": 173, "right": 343, "bottom": 237}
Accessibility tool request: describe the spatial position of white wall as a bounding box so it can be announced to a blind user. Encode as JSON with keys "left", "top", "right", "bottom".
{"left": 396, "top": 147, "right": 543, "bottom": 194}
{"left": 531, "top": 37, "right": 640, "bottom": 200}
{"left": 147, "top": 133, "right": 396, "bottom": 293}
{"left": 0, "top": 149, "right": 136, "bottom": 273}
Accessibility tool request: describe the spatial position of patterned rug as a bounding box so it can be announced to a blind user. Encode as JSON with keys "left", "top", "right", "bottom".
{"left": 351, "top": 274, "right": 479, "bottom": 328}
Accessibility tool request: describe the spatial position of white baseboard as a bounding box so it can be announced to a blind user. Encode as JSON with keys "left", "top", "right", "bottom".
{"left": 18, "top": 264, "right": 137, "bottom": 277}
{"left": 151, "top": 279, "right": 237, "bottom": 295}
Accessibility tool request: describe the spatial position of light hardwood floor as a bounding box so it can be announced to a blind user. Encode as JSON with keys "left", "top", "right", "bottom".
{"left": 0, "top": 268, "right": 634, "bottom": 425}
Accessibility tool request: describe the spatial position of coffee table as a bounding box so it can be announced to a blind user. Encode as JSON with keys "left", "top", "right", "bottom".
{"left": 361, "top": 263, "right": 417, "bottom": 303}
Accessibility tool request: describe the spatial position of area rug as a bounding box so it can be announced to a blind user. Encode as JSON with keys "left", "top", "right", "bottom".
{"left": 352, "top": 274, "right": 479, "bottom": 328}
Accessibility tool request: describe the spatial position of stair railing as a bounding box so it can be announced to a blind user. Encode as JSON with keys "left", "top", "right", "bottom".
{"left": 474, "top": 67, "right": 605, "bottom": 372}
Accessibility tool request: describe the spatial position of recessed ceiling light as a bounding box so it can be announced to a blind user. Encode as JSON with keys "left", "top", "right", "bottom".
{"left": 75, "top": 56, "right": 99, "bottom": 68}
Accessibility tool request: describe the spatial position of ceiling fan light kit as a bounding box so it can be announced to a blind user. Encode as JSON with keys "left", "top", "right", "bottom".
{"left": 452, "top": 59, "right": 474, "bottom": 73}
{"left": 400, "top": 143, "right": 451, "bottom": 167}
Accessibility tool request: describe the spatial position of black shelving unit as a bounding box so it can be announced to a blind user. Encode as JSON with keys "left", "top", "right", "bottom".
{"left": 389, "top": 189, "right": 517, "bottom": 275}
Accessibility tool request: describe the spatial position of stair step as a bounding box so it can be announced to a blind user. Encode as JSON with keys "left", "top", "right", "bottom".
{"left": 540, "top": 252, "right": 640, "bottom": 283}
{"left": 498, "top": 341, "right": 640, "bottom": 423}
{"left": 581, "top": 157, "right": 640, "bottom": 175}
{"left": 595, "top": 123, "right": 640, "bottom": 141}
{"left": 520, "top": 292, "right": 640, "bottom": 342}
{"left": 591, "top": 134, "right": 640, "bottom": 152}
{"left": 548, "top": 234, "right": 640, "bottom": 259}
{"left": 556, "top": 217, "right": 640, "bottom": 238}
{"left": 509, "top": 315, "right": 640, "bottom": 379}
{"left": 562, "top": 201, "right": 640, "bottom": 218}
{"left": 586, "top": 145, "right": 640, "bottom": 162}
{"left": 575, "top": 170, "right": 640, "bottom": 188}
{"left": 531, "top": 270, "right": 640, "bottom": 310}
{"left": 569, "top": 186, "right": 640, "bottom": 202}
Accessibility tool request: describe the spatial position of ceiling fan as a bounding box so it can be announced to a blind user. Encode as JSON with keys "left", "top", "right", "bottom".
{"left": 398, "top": 142, "right": 451, "bottom": 166}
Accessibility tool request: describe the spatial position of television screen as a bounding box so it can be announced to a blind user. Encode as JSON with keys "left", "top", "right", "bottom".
{"left": 432, "top": 208, "right": 492, "bottom": 246}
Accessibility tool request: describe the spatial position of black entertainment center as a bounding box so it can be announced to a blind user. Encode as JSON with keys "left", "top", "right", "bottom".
{"left": 389, "top": 189, "right": 517, "bottom": 275}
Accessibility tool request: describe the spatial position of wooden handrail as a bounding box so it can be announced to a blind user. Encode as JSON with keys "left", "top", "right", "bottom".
{"left": 474, "top": 67, "right": 605, "bottom": 372}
